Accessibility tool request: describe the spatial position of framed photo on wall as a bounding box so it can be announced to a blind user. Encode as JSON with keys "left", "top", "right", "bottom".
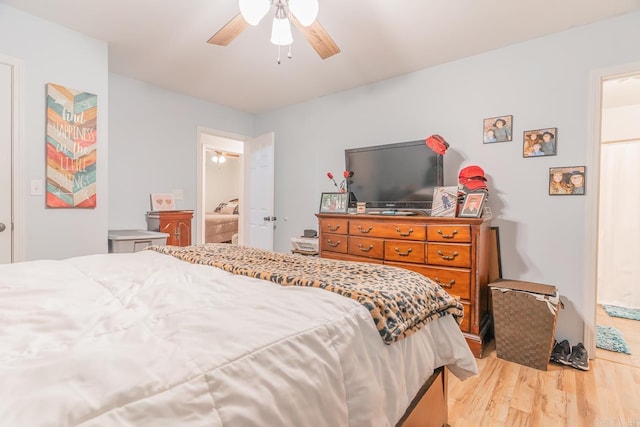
{"left": 549, "top": 166, "right": 585, "bottom": 195}
{"left": 523, "top": 127, "right": 557, "bottom": 157}
{"left": 459, "top": 192, "right": 487, "bottom": 218}
{"left": 319, "top": 192, "right": 349, "bottom": 213}
{"left": 483, "top": 115, "right": 513, "bottom": 143}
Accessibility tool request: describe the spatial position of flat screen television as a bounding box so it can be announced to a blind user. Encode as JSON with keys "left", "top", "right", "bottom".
{"left": 345, "top": 140, "right": 444, "bottom": 210}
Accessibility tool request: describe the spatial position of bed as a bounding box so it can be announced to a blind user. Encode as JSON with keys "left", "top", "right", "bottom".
{"left": 0, "top": 244, "right": 477, "bottom": 426}
{"left": 205, "top": 212, "right": 238, "bottom": 243}
{"left": 206, "top": 199, "right": 239, "bottom": 243}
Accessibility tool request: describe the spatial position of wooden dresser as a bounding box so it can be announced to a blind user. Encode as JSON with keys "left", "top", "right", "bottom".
{"left": 317, "top": 213, "right": 491, "bottom": 357}
{"left": 146, "top": 210, "right": 193, "bottom": 246}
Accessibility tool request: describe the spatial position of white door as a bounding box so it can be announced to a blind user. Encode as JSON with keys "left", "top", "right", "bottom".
{"left": 243, "top": 132, "right": 275, "bottom": 250}
{"left": 0, "top": 62, "right": 12, "bottom": 263}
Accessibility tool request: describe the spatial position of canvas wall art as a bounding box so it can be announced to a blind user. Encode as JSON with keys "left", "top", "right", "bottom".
{"left": 46, "top": 83, "right": 97, "bottom": 208}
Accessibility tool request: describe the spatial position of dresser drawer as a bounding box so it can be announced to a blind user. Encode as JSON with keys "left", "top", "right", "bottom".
{"left": 408, "top": 265, "right": 471, "bottom": 300}
{"left": 320, "top": 233, "right": 348, "bottom": 254}
{"left": 348, "top": 236, "right": 384, "bottom": 260}
{"left": 426, "top": 243, "right": 471, "bottom": 268}
{"left": 384, "top": 240, "right": 425, "bottom": 263}
{"left": 427, "top": 225, "right": 471, "bottom": 243}
{"left": 319, "top": 219, "right": 349, "bottom": 235}
{"left": 324, "top": 251, "right": 384, "bottom": 264}
{"left": 350, "top": 220, "right": 426, "bottom": 241}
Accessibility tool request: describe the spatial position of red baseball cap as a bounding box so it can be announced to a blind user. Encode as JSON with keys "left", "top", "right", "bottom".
{"left": 425, "top": 134, "right": 449, "bottom": 155}
{"left": 458, "top": 165, "right": 486, "bottom": 181}
{"left": 458, "top": 165, "right": 488, "bottom": 191}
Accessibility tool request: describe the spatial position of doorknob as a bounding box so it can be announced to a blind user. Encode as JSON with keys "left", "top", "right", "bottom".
{"left": 0, "top": 223, "right": 5, "bottom": 232}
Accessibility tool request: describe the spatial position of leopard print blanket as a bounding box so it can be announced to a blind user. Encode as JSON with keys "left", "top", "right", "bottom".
{"left": 147, "top": 244, "right": 463, "bottom": 345}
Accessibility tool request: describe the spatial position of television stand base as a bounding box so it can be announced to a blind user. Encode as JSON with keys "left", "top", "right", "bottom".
{"left": 368, "top": 210, "right": 416, "bottom": 216}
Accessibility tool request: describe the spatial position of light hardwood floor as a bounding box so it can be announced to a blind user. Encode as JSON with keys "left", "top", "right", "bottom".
{"left": 595, "top": 305, "right": 640, "bottom": 368}
{"left": 448, "top": 338, "right": 640, "bottom": 426}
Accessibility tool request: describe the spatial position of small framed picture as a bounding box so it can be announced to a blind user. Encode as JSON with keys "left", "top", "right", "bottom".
{"left": 459, "top": 192, "right": 487, "bottom": 218}
{"left": 523, "top": 127, "right": 557, "bottom": 157}
{"left": 150, "top": 193, "right": 176, "bottom": 211}
{"left": 431, "top": 186, "right": 458, "bottom": 217}
{"left": 483, "top": 115, "right": 513, "bottom": 143}
{"left": 549, "top": 166, "right": 585, "bottom": 195}
{"left": 319, "top": 192, "right": 349, "bottom": 213}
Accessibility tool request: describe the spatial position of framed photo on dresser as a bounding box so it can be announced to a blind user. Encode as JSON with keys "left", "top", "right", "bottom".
{"left": 459, "top": 193, "right": 486, "bottom": 218}
{"left": 431, "top": 186, "right": 458, "bottom": 217}
{"left": 150, "top": 193, "right": 176, "bottom": 211}
{"left": 319, "top": 192, "right": 349, "bottom": 213}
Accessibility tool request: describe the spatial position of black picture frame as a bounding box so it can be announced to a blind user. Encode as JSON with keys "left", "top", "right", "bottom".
{"left": 549, "top": 166, "right": 586, "bottom": 195}
{"left": 319, "top": 192, "right": 349, "bottom": 213}
{"left": 459, "top": 192, "right": 487, "bottom": 218}
{"left": 523, "top": 127, "right": 557, "bottom": 157}
{"left": 483, "top": 115, "right": 513, "bottom": 143}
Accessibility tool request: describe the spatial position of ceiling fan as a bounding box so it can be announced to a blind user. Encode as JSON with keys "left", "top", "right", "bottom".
{"left": 207, "top": 0, "right": 340, "bottom": 62}
{"left": 210, "top": 150, "right": 240, "bottom": 164}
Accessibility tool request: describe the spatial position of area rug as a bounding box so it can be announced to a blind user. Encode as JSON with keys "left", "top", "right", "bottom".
{"left": 601, "top": 304, "right": 640, "bottom": 321}
{"left": 596, "top": 325, "right": 632, "bottom": 354}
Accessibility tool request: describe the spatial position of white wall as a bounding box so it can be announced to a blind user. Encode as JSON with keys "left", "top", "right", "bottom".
{"left": 602, "top": 104, "right": 640, "bottom": 142}
{"left": 108, "top": 74, "right": 253, "bottom": 236}
{"left": 598, "top": 100, "right": 640, "bottom": 308}
{"left": 255, "top": 11, "right": 640, "bottom": 345}
{"left": 0, "top": 4, "right": 109, "bottom": 260}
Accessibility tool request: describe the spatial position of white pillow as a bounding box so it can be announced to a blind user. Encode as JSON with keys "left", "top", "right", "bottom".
{"left": 220, "top": 202, "right": 237, "bottom": 214}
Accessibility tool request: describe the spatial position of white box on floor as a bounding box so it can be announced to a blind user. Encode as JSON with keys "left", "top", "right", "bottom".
{"left": 291, "top": 237, "right": 319, "bottom": 252}
{"left": 108, "top": 230, "right": 170, "bottom": 253}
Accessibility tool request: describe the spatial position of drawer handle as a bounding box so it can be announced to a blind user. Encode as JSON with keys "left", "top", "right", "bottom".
{"left": 434, "top": 277, "right": 455, "bottom": 288}
{"left": 358, "top": 243, "right": 374, "bottom": 253}
{"left": 327, "top": 224, "right": 341, "bottom": 232}
{"left": 327, "top": 239, "right": 341, "bottom": 248}
{"left": 438, "top": 250, "right": 459, "bottom": 261}
{"left": 396, "top": 227, "right": 414, "bottom": 237}
{"left": 357, "top": 225, "right": 373, "bottom": 234}
{"left": 394, "top": 247, "right": 413, "bottom": 257}
{"left": 437, "top": 229, "right": 458, "bottom": 239}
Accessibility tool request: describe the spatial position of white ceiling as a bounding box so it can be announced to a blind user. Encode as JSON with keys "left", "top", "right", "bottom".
{"left": 3, "top": 0, "right": 640, "bottom": 113}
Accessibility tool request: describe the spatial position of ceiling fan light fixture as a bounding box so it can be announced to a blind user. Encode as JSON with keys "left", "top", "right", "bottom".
{"left": 211, "top": 152, "right": 227, "bottom": 163}
{"left": 239, "top": 0, "right": 270, "bottom": 26}
{"left": 288, "top": 0, "right": 318, "bottom": 26}
{"left": 270, "top": 16, "right": 293, "bottom": 46}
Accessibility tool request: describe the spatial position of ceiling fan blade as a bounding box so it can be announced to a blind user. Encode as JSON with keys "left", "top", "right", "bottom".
{"left": 291, "top": 16, "right": 340, "bottom": 60}
{"left": 208, "top": 13, "right": 249, "bottom": 46}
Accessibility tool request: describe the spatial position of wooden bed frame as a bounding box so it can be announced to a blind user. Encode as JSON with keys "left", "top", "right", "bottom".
{"left": 397, "top": 367, "right": 449, "bottom": 427}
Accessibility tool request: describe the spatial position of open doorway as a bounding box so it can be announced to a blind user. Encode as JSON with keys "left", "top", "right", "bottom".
{"left": 0, "top": 53, "right": 25, "bottom": 264}
{"left": 196, "top": 129, "right": 276, "bottom": 251}
{"left": 196, "top": 129, "right": 245, "bottom": 246}
{"left": 594, "top": 73, "right": 640, "bottom": 366}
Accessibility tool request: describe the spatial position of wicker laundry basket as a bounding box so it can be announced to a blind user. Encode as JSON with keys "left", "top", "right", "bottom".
{"left": 490, "top": 279, "right": 560, "bottom": 371}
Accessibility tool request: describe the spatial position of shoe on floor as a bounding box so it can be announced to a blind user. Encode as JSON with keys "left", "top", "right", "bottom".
{"left": 550, "top": 339, "right": 571, "bottom": 365}
{"left": 569, "top": 342, "right": 589, "bottom": 371}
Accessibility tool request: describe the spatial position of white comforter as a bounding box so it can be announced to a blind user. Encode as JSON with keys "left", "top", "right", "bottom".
{"left": 0, "top": 250, "right": 477, "bottom": 427}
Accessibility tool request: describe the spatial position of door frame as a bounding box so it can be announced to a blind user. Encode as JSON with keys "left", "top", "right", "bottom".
{"left": 584, "top": 60, "right": 640, "bottom": 356}
{"left": 0, "top": 53, "right": 25, "bottom": 262}
{"left": 196, "top": 126, "right": 248, "bottom": 245}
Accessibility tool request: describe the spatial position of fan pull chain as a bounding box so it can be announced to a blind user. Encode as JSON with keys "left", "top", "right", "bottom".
{"left": 276, "top": 44, "right": 292, "bottom": 64}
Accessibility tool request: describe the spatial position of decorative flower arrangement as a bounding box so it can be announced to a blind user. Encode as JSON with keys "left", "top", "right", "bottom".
{"left": 327, "top": 170, "right": 353, "bottom": 192}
